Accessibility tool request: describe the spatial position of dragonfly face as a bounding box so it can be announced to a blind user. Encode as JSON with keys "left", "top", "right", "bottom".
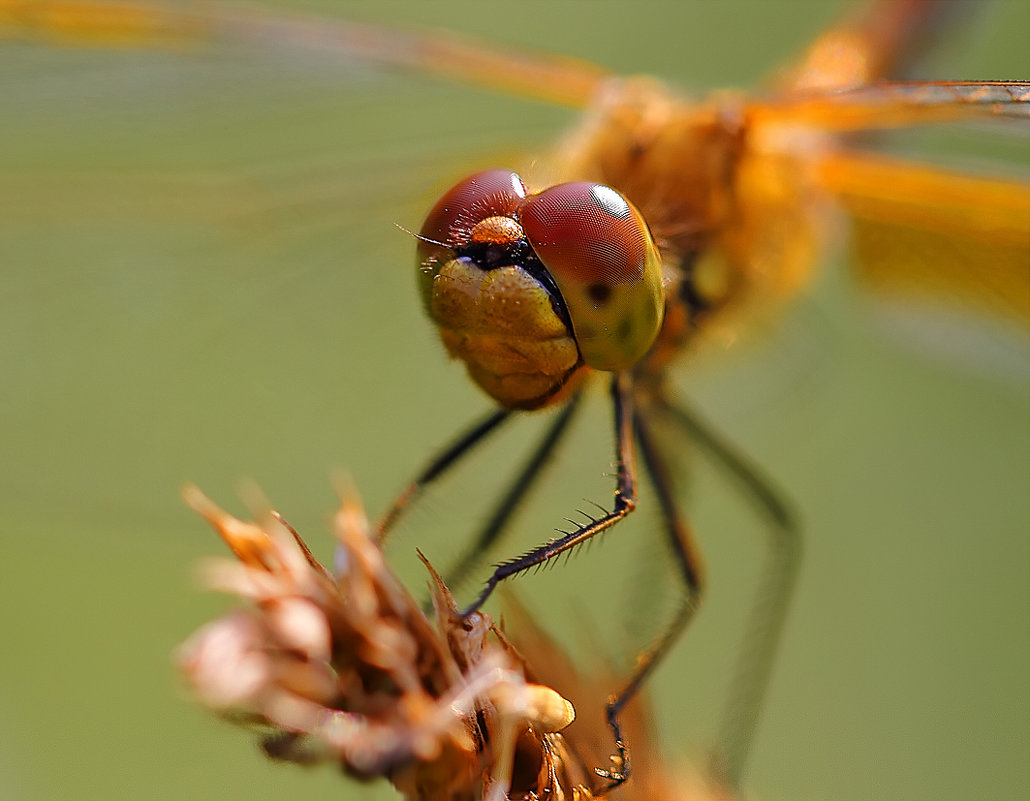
{"left": 417, "top": 169, "right": 664, "bottom": 409}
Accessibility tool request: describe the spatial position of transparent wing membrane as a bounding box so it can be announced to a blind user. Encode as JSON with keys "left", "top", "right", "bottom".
{"left": 0, "top": 0, "right": 607, "bottom": 105}
{"left": 753, "top": 80, "right": 1030, "bottom": 129}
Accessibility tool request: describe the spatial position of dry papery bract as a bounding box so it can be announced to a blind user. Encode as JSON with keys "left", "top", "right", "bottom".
{"left": 177, "top": 483, "right": 732, "bottom": 801}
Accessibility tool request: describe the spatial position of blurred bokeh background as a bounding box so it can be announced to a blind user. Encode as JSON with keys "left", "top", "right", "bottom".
{"left": 1, "top": 1, "right": 1027, "bottom": 799}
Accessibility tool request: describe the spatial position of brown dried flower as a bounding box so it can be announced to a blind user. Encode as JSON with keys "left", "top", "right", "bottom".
{"left": 177, "top": 482, "right": 603, "bottom": 799}
{"left": 177, "top": 482, "right": 733, "bottom": 800}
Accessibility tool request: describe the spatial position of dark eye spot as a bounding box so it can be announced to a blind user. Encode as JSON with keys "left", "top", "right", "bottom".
{"left": 587, "top": 282, "right": 612, "bottom": 306}
{"left": 616, "top": 316, "right": 633, "bottom": 343}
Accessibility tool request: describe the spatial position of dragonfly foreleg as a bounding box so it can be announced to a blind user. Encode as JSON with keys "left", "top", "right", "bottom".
{"left": 460, "top": 372, "right": 638, "bottom": 616}
{"left": 439, "top": 395, "right": 582, "bottom": 592}
{"left": 374, "top": 408, "right": 513, "bottom": 545}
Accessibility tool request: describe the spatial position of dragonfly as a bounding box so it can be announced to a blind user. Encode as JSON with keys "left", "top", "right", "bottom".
{"left": 3, "top": 0, "right": 1027, "bottom": 798}
{"left": 376, "top": 8, "right": 1030, "bottom": 794}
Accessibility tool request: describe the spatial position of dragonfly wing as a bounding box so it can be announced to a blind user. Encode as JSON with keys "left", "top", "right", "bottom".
{"left": 774, "top": 0, "right": 978, "bottom": 91}
{"left": 0, "top": 0, "right": 608, "bottom": 107}
{"left": 818, "top": 149, "right": 1030, "bottom": 347}
{"left": 751, "top": 81, "right": 1030, "bottom": 130}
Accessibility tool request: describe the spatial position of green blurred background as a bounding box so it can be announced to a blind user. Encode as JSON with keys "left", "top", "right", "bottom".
{"left": 1, "top": 1, "right": 1027, "bottom": 799}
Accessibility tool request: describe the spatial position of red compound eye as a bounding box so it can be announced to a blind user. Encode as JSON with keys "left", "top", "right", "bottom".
{"left": 416, "top": 169, "right": 530, "bottom": 323}
{"left": 418, "top": 169, "right": 528, "bottom": 255}
{"left": 520, "top": 182, "right": 653, "bottom": 287}
{"left": 519, "top": 182, "right": 664, "bottom": 371}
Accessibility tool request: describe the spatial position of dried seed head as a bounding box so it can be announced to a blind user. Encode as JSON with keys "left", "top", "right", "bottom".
{"left": 178, "top": 482, "right": 734, "bottom": 800}
{"left": 177, "top": 483, "right": 598, "bottom": 799}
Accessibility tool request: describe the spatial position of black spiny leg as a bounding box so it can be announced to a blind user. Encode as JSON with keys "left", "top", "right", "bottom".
{"left": 441, "top": 394, "right": 582, "bottom": 592}
{"left": 460, "top": 372, "right": 638, "bottom": 617}
{"left": 594, "top": 405, "right": 707, "bottom": 791}
{"left": 375, "top": 408, "right": 513, "bottom": 545}
{"left": 659, "top": 396, "right": 801, "bottom": 788}
{"left": 456, "top": 373, "right": 639, "bottom": 787}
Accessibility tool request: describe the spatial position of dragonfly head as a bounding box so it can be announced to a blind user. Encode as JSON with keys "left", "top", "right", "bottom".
{"left": 417, "top": 169, "right": 665, "bottom": 409}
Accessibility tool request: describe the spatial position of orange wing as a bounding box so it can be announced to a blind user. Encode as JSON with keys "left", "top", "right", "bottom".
{"left": 752, "top": 81, "right": 1030, "bottom": 129}
{"left": 775, "top": 0, "right": 980, "bottom": 91}
{"left": 750, "top": 79, "right": 1029, "bottom": 327}
{"left": 7, "top": 3, "right": 1025, "bottom": 120}
{"left": 817, "top": 150, "right": 1030, "bottom": 329}
{"left": 9, "top": 2, "right": 1027, "bottom": 327}
{"left": 0, "top": 0, "right": 607, "bottom": 107}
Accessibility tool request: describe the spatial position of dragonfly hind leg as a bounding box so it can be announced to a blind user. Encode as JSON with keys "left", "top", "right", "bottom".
{"left": 658, "top": 396, "right": 801, "bottom": 787}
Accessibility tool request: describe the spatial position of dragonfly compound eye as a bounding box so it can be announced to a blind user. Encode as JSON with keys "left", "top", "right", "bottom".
{"left": 416, "top": 169, "right": 528, "bottom": 304}
{"left": 519, "top": 182, "right": 664, "bottom": 371}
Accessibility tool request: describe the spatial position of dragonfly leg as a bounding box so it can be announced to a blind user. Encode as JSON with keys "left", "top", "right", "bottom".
{"left": 592, "top": 405, "right": 707, "bottom": 790}
{"left": 440, "top": 395, "right": 582, "bottom": 592}
{"left": 374, "top": 408, "right": 513, "bottom": 545}
{"left": 659, "top": 396, "right": 801, "bottom": 787}
{"left": 453, "top": 373, "right": 638, "bottom": 787}
{"left": 460, "top": 372, "right": 637, "bottom": 616}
